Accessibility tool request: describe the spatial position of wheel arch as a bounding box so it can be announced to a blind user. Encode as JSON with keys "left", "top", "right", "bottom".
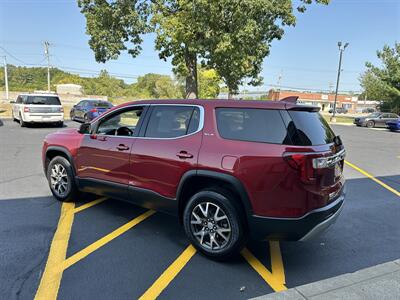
{"left": 176, "top": 170, "right": 253, "bottom": 227}
{"left": 45, "top": 146, "right": 76, "bottom": 176}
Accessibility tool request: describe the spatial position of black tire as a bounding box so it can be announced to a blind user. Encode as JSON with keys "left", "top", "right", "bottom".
{"left": 366, "top": 120, "right": 374, "bottom": 128}
{"left": 183, "top": 188, "right": 246, "bottom": 260}
{"left": 47, "top": 156, "right": 80, "bottom": 202}
{"left": 70, "top": 112, "right": 75, "bottom": 121}
{"left": 19, "top": 113, "right": 26, "bottom": 127}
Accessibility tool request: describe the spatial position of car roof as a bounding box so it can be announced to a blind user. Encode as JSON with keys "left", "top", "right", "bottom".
{"left": 19, "top": 93, "right": 59, "bottom": 97}
{"left": 114, "top": 99, "right": 307, "bottom": 110}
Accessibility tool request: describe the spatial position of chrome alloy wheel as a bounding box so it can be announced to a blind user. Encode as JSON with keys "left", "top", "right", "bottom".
{"left": 190, "top": 202, "right": 232, "bottom": 250}
{"left": 50, "top": 163, "right": 69, "bottom": 197}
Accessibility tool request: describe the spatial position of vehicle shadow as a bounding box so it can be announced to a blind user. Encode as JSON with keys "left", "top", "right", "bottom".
{"left": 0, "top": 119, "right": 3, "bottom": 127}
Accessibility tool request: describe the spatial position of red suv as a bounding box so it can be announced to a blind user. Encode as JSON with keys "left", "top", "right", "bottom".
{"left": 42, "top": 99, "right": 345, "bottom": 259}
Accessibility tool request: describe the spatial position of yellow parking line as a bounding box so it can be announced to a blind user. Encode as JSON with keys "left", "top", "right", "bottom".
{"left": 269, "top": 241, "right": 286, "bottom": 284}
{"left": 139, "top": 245, "right": 197, "bottom": 300}
{"left": 61, "top": 210, "right": 155, "bottom": 271}
{"left": 34, "top": 202, "right": 75, "bottom": 300}
{"left": 73, "top": 197, "right": 107, "bottom": 213}
{"left": 241, "top": 248, "right": 287, "bottom": 292}
{"left": 345, "top": 160, "right": 400, "bottom": 197}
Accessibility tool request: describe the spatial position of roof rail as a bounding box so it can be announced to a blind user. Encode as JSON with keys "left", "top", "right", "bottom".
{"left": 280, "top": 96, "right": 299, "bottom": 103}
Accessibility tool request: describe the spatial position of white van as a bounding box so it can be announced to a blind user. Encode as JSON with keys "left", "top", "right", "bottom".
{"left": 11, "top": 93, "right": 64, "bottom": 127}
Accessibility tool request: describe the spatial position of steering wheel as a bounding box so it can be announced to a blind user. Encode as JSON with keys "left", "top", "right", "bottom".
{"left": 116, "top": 126, "right": 133, "bottom": 136}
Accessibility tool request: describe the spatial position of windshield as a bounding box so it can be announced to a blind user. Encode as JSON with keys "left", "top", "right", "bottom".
{"left": 26, "top": 96, "right": 61, "bottom": 105}
{"left": 288, "top": 111, "right": 336, "bottom": 146}
{"left": 367, "top": 112, "right": 381, "bottom": 118}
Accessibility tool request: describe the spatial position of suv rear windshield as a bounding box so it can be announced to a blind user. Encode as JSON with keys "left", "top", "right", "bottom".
{"left": 287, "top": 111, "right": 336, "bottom": 146}
{"left": 216, "top": 108, "right": 336, "bottom": 146}
{"left": 25, "top": 96, "right": 61, "bottom": 105}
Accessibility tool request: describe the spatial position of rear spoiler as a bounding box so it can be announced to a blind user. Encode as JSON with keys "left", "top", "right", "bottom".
{"left": 280, "top": 96, "right": 320, "bottom": 112}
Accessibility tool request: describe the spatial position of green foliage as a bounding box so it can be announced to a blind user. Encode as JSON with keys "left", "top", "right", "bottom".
{"left": 365, "top": 43, "right": 400, "bottom": 113}
{"left": 78, "top": 0, "right": 329, "bottom": 97}
{"left": 359, "top": 70, "right": 391, "bottom": 101}
{"left": 129, "top": 73, "right": 184, "bottom": 99}
{"left": 198, "top": 68, "right": 222, "bottom": 98}
{"left": 0, "top": 65, "right": 183, "bottom": 99}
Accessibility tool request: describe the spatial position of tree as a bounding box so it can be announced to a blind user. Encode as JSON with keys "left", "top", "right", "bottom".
{"left": 130, "top": 73, "right": 183, "bottom": 98}
{"left": 359, "top": 70, "right": 391, "bottom": 101}
{"left": 198, "top": 68, "right": 221, "bottom": 98}
{"left": 78, "top": 0, "right": 329, "bottom": 98}
{"left": 365, "top": 43, "right": 400, "bottom": 113}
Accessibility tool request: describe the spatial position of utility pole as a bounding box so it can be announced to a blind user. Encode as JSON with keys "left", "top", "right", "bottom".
{"left": 44, "top": 41, "right": 51, "bottom": 92}
{"left": 331, "top": 42, "right": 349, "bottom": 122}
{"left": 2, "top": 56, "right": 9, "bottom": 100}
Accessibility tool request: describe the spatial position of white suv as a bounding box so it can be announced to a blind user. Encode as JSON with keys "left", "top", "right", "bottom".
{"left": 11, "top": 93, "right": 64, "bottom": 127}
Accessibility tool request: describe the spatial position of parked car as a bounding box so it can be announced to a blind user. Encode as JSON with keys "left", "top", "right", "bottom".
{"left": 329, "top": 107, "right": 348, "bottom": 114}
{"left": 354, "top": 112, "right": 399, "bottom": 128}
{"left": 42, "top": 99, "right": 346, "bottom": 259}
{"left": 386, "top": 119, "right": 400, "bottom": 131}
{"left": 70, "top": 99, "right": 113, "bottom": 123}
{"left": 11, "top": 93, "right": 64, "bottom": 127}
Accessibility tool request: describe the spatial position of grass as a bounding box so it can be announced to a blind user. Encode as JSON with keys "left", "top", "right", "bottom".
{"left": 322, "top": 114, "right": 354, "bottom": 124}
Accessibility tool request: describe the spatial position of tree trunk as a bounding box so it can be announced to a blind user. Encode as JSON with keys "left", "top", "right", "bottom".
{"left": 184, "top": 50, "right": 198, "bottom": 99}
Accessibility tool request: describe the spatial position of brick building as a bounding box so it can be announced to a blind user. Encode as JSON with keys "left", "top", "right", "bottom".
{"left": 267, "top": 89, "right": 359, "bottom": 112}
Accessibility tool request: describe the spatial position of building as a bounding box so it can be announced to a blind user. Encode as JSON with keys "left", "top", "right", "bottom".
{"left": 56, "top": 84, "right": 83, "bottom": 96}
{"left": 267, "top": 89, "right": 361, "bottom": 112}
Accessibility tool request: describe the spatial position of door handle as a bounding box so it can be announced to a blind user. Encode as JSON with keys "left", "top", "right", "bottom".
{"left": 177, "top": 151, "right": 193, "bottom": 159}
{"left": 116, "top": 144, "right": 130, "bottom": 151}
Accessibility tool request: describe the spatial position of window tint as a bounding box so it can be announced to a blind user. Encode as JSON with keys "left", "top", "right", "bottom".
{"left": 288, "top": 111, "right": 335, "bottom": 146}
{"left": 216, "top": 108, "right": 288, "bottom": 144}
{"left": 16, "top": 96, "right": 23, "bottom": 104}
{"left": 93, "top": 101, "right": 112, "bottom": 108}
{"left": 97, "top": 107, "right": 143, "bottom": 136}
{"left": 145, "top": 106, "right": 199, "bottom": 138}
{"left": 26, "top": 96, "right": 61, "bottom": 105}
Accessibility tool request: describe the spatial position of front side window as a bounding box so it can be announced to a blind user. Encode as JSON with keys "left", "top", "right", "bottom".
{"left": 216, "top": 108, "right": 288, "bottom": 144}
{"left": 145, "top": 106, "right": 200, "bottom": 138}
{"left": 96, "top": 107, "right": 144, "bottom": 137}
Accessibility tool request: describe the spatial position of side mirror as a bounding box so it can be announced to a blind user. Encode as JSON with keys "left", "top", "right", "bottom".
{"left": 78, "top": 122, "right": 91, "bottom": 134}
{"left": 10, "top": 101, "right": 16, "bottom": 104}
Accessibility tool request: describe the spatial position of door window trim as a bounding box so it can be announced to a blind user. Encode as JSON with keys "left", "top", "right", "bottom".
{"left": 88, "top": 103, "right": 204, "bottom": 140}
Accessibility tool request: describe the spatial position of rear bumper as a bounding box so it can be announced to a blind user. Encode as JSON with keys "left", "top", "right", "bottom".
{"left": 23, "top": 113, "right": 64, "bottom": 123}
{"left": 248, "top": 188, "right": 345, "bottom": 241}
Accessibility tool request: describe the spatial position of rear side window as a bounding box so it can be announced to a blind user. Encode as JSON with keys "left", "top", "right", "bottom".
{"left": 287, "top": 111, "right": 335, "bottom": 146}
{"left": 26, "top": 96, "right": 61, "bottom": 105}
{"left": 145, "top": 106, "right": 200, "bottom": 138}
{"left": 216, "top": 108, "right": 288, "bottom": 144}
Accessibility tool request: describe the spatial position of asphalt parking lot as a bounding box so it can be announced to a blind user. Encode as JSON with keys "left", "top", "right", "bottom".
{"left": 0, "top": 119, "right": 399, "bottom": 300}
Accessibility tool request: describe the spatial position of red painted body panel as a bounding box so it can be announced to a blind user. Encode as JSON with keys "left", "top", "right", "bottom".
{"left": 42, "top": 99, "right": 344, "bottom": 221}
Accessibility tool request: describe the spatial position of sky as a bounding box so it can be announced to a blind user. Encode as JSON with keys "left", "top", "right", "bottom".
{"left": 0, "top": 0, "right": 399, "bottom": 94}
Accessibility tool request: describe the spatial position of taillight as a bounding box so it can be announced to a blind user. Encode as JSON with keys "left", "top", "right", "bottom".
{"left": 59, "top": 107, "right": 64, "bottom": 113}
{"left": 90, "top": 108, "right": 98, "bottom": 113}
{"left": 24, "top": 107, "right": 30, "bottom": 113}
{"left": 283, "top": 149, "right": 345, "bottom": 184}
{"left": 283, "top": 152, "right": 316, "bottom": 184}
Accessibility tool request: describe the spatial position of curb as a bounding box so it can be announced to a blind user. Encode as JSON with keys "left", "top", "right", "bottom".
{"left": 251, "top": 259, "right": 400, "bottom": 300}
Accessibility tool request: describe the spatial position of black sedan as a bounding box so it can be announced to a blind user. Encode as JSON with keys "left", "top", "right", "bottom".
{"left": 354, "top": 112, "right": 399, "bottom": 128}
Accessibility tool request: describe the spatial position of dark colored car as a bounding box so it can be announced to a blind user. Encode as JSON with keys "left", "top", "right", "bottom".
{"left": 70, "top": 99, "right": 113, "bottom": 123}
{"left": 329, "top": 107, "right": 348, "bottom": 114}
{"left": 354, "top": 112, "right": 399, "bottom": 128}
{"left": 42, "top": 99, "right": 345, "bottom": 259}
{"left": 386, "top": 119, "right": 400, "bottom": 131}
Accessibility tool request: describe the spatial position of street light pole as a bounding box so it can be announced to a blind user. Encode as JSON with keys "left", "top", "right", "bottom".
{"left": 2, "top": 56, "right": 9, "bottom": 100}
{"left": 44, "top": 41, "right": 51, "bottom": 92}
{"left": 331, "top": 42, "right": 349, "bottom": 122}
